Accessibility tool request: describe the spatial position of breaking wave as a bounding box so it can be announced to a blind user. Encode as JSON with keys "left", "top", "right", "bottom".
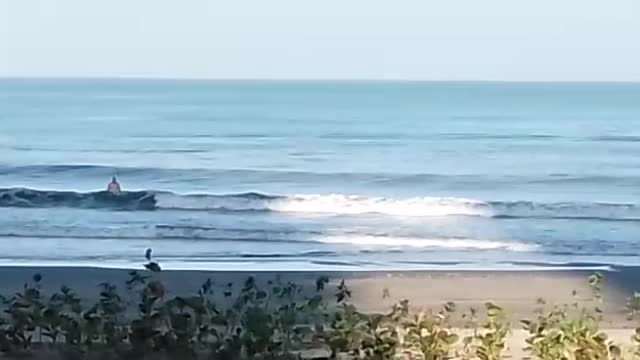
{"left": 0, "top": 188, "right": 156, "bottom": 210}
{"left": 156, "top": 192, "right": 640, "bottom": 221}
{"left": 2, "top": 188, "right": 639, "bottom": 222}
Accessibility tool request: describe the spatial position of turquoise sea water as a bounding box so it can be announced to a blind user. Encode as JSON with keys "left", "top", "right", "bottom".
{"left": 1, "top": 79, "right": 640, "bottom": 270}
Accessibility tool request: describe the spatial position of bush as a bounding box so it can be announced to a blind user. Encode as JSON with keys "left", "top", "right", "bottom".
{"left": 0, "top": 252, "right": 637, "bottom": 360}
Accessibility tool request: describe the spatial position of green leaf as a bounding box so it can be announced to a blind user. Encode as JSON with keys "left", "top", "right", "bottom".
{"left": 588, "top": 272, "right": 603, "bottom": 286}
{"left": 144, "top": 262, "right": 161, "bottom": 272}
{"left": 315, "top": 276, "right": 330, "bottom": 291}
{"left": 307, "top": 295, "right": 323, "bottom": 310}
{"left": 446, "top": 333, "right": 459, "bottom": 344}
{"left": 610, "top": 345, "right": 622, "bottom": 358}
{"left": 256, "top": 290, "right": 267, "bottom": 300}
{"left": 243, "top": 276, "right": 256, "bottom": 291}
{"left": 486, "top": 303, "right": 503, "bottom": 318}
{"left": 444, "top": 301, "right": 456, "bottom": 313}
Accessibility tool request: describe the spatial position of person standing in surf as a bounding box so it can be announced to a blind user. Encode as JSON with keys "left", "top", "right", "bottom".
{"left": 107, "top": 176, "right": 122, "bottom": 195}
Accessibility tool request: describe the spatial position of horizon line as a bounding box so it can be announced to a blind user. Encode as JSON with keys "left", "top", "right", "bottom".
{"left": 1, "top": 76, "right": 640, "bottom": 84}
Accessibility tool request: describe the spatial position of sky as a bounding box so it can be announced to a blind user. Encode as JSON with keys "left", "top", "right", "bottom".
{"left": 1, "top": 0, "right": 639, "bottom": 81}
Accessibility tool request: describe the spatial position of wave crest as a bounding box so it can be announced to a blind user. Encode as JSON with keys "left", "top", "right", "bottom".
{"left": 0, "top": 188, "right": 156, "bottom": 210}
{"left": 156, "top": 193, "right": 640, "bottom": 221}
{"left": 156, "top": 193, "right": 487, "bottom": 216}
{"left": 2, "top": 187, "right": 639, "bottom": 222}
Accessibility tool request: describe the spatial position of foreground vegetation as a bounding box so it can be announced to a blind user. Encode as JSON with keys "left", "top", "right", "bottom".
{"left": 0, "top": 250, "right": 638, "bottom": 359}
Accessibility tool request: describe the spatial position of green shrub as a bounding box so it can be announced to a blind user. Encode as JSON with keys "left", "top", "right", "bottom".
{"left": 0, "top": 254, "right": 636, "bottom": 360}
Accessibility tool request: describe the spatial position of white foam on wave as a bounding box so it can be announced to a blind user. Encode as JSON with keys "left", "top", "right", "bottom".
{"left": 155, "top": 193, "right": 274, "bottom": 211}
{"left": 0, "top": 226, "right": 536, "bottom": 252}
{"left": 313, "top": 234, "right": 536, "bottom": 252}
{"left": 156, "top": 193, "right": 491, "bottom": 217}
{"left": 155, "top": 192, "right": 640, "bottom": 221}
{"left": 271, "top": 194, "right": 489, "bottom": 217}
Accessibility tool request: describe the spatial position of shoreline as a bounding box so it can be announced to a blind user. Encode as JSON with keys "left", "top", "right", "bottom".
{"left": 0, "top": 259, "right": 622, "bottom": 272}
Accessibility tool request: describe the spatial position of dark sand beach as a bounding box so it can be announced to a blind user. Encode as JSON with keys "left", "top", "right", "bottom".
{"left": 1, "top": 266, "right": 637, "bottom": 322}
{"left": 0, "top": 266, "right": 638, "bottom": 358}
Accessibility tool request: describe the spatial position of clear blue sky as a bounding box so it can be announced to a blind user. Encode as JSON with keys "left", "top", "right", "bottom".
{"left": 1, "top": 0, "right": 639, "bottom": 81}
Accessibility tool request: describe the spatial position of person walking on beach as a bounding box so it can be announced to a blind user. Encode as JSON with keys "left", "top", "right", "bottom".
{"left": 107, "top": 176, "right": 122, "bottom": 195}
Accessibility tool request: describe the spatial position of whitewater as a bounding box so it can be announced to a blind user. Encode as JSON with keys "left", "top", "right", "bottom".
{"left": 2, "top": 79, "right": 640, "bottom": 270}
{"left": 3, "top": 188, "right": 640, "bottom": 222}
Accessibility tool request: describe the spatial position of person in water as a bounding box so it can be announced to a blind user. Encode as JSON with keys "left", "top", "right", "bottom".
{"left": 107, "top": 176, "right": 122, "bottom": 194}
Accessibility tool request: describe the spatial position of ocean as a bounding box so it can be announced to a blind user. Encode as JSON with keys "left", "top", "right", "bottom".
{"left": 1, "top": 79, "right": 639, "bottom": 271}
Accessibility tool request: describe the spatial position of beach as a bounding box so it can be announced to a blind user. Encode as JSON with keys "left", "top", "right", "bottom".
{"left": 1, "top": 266, "right": 636, "bottom": 320}
{"left": 0, "top": 266, "right": 638, "bottom": 358}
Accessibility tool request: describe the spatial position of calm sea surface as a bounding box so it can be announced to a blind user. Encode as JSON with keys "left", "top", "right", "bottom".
{"left": 1, "top": 79, "right": 640, "bottom": 270}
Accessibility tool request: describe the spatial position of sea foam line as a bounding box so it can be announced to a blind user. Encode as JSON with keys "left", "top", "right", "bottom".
{"left": 156, "top": 192, "right": 640, "bottom": 221}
